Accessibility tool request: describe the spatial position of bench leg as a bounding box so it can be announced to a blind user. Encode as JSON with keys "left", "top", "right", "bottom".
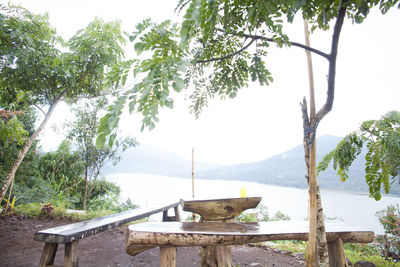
{"left": 39, "top": 242, "right": 58, "bottom": 267}
{"left": 328, "top": 237, "right": 349, "bottom": 267}
{"left": 174, "top": 206, "right": 181, "bottom": 222}
{"left": 160, "top": 245, "right": 176, "bottom": 267}
{"left": 64, "top": 240, "right": 79, "bottom": 267}
{"left": 163, "top": 207, "right": 181, "bottom": 222}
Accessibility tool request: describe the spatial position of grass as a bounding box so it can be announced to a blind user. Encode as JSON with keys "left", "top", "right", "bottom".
{"left": 261, "top": 240, "right": 400, "bottom": 266}
{"left": 11, "top": 202, "right": 119, "bottom": 221}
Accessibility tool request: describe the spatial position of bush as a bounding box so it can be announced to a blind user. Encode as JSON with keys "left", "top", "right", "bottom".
{"left": 376, "top": 204, "right": 400, "bottom": 262}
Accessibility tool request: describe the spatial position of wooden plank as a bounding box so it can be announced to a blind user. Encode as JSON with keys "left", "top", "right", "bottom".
{"left": 159, "top": 246, "right": 176, "bottom": 267}
{"left": 126, "top": 221, "right": 374, "bottom": 255}
{"left": 38, "top": 243, "right": 58, "bottom": 267}
{"left": 34, "top": 202, "right": 180, "bottom": 244}
{"left": 328, "top": 238, "right": 349, "bottom": 267}
{"left": 64, "top": 241, "right": 79, "bottom": 267}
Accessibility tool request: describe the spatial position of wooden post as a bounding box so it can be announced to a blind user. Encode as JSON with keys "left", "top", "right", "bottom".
{"left": 174, "top": 206, "right": 181, "bottom": 222}
{"left": 304, "top": 19, "right": 318, "bottom": 267}
{"left": 64, "top": 240, "right": 79, "bottom": 267}
{"left": 328, "top": 238, "right": 349, "bottom": 267}
{"left": 39, "top": 243, "right": 58, "bottom": 267}
{"left": 160, "top": 245, "right": 176, "bottom": 267}
{"left": 192, "top": 147, "right": 196, "bottom": 222}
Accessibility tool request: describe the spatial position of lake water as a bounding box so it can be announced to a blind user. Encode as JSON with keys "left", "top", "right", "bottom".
{"left": 106, "top": 173, "right": 400, "bottom": 234}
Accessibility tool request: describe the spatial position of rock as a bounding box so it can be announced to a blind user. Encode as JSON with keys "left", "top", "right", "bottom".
{"left": 293, "top": 252, "right": 305, "bottom": 259}
{"left": 354, "top": 261, "right": 376, "bottom": 267}
{"left": 249, "top": 263, "right": 260, "bottom": 266}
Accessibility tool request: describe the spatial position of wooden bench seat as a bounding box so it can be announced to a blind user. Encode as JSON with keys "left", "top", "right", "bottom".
{"left": 34, "top": 202, "right": 180, "bottom": 267}
{"left": 126, "top": 220, "right": 374, "bottom": 267}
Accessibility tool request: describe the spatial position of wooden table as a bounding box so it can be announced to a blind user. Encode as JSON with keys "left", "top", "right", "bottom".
{"left": 181, "top": 197, "right": 262, "bottom": 266}
{"left": 126, "top": 221, "right": 374, "bottom": 267}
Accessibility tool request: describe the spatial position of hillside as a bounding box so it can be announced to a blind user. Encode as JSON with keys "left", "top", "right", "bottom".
{"left": 103, "top": 135, "right": 400, "bottom": 196}
{"left": 102, "top": 144, "right": 221, "bottom": 176}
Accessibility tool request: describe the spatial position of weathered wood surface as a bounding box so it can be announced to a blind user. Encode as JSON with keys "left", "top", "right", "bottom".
{"left": 180, "top": 197, "right": 261, "bottom": 221}
{"left": 38, "top": 243, "right": 58, "bottom": 267}
{"left": 328, "top": 237, "right": 349, "bottom": 267}
{"left": 199, "top": 245, "right": 234, "bottom": 267}
{"left": 64, "top": 240, "right": 78, "bottom": 267}
{"left": 126, "top": 221, "right": 374, "bottom": 256}
{"left": 160, "top": 246, "right": 176, "bottom": 267}
{"left": 34, "top": 202, "right": 180, "bottom": 244}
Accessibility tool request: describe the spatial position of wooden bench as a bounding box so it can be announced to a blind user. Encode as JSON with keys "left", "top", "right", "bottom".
{"left": 34, "top": 202, "right": 180, "bottom": 267}
{"left": 126, "top": 220, "right": 375, "bottom": 267}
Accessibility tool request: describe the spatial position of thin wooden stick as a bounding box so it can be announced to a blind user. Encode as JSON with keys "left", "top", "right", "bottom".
{"left": 304, "top": 19, "right": 318, "bottom": 267}
{"left": 192, "top": 147, "right": 196, "bottom": 221}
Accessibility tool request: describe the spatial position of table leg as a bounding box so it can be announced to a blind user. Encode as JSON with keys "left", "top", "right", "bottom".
{"left": 160, "top": 245, "right": 176, "bottom": 267}
{"left": 200, "top": 245, "right": 234, "bottom": 267}
{"left": 328, "top": 237, "right": 349, "bottom": 267}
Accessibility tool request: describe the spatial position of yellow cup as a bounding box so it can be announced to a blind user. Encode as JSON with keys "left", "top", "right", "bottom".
{"left": 240, "top": 187, "right": 247, "bottom": 197}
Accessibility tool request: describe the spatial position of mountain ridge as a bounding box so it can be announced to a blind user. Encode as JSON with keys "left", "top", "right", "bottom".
{"left": 103, "top": 135, "right": 400, "bottom": 196}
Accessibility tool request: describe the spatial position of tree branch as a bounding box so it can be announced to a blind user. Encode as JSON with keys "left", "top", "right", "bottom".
{"left": 315, "top": 0, "right": 348, "bottom": 122}
{"left": 196, "top": 38, "right": 256, "bottom": 63}
{"left": 32, "top": 103, "right": 46, "bottom": 115}
{"left": 216, "top": 28, "right": 330, "bottom": 60}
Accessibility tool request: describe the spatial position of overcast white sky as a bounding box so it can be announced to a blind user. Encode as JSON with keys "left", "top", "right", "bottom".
{"left": 8, "top": 0, "right": 400, "bottom": 165}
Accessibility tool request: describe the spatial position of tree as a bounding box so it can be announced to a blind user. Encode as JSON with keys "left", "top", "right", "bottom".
{"left": 0, "top": 4, "right": 126, "bottom": 204}
{"left": 97, "top": 1, "right": 399, "bottom": 265}
{"left": 318, "top": 111, "right": 400, "bottom": 201}
{"left": 63, "top": 97, "right": 137, "bottom": 210}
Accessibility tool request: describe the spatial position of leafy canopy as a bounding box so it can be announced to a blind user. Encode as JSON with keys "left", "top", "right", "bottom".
{"left": 0, "top": 4, "right": 126, "bottom": 108}
{"left": 97, "top": 0, "right": 399, "bottom": 147}
{"left": 318, "top": 111, "right": 400, "bottom": 200}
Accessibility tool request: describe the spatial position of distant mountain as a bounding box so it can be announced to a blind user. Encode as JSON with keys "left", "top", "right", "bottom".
{"left": 103, "top": 135, "right": 400, "bottom": 196}
{"left": 102, "top": 144, "right": 221, "bottom": 177}
{"left": 193, "top": 135, "right": 400, "bottom": 196}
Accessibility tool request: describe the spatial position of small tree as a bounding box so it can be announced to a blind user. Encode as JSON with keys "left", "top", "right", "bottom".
{"left": 63, "top": 97, "right": 137, "bottom": 210}
{"left": 0, "top": 4, "right": 126, "bottom": 204}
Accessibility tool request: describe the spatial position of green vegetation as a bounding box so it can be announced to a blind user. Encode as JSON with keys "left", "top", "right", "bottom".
{"left": 237, "top": 204, "right": 290, "bottom": 222}
{"left": 318, "top": 111, "right": 400, "bottom": 200}
{"left": 0, "top": 4, "right": 137, "bottom": 214}
{"left": 0, "top": 4, "right": 126, "bottom": 204}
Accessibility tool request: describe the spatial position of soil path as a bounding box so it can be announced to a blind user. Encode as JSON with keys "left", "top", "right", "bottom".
{"left": 0, "top": 215, "right": 306, "bottom": 267}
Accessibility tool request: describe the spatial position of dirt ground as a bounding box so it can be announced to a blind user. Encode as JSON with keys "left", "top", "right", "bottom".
{"left": 0, "top": 215, "right": 306, "bottom": 267}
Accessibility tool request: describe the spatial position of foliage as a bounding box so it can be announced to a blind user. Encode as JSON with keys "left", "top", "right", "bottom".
{"left": 62, "top": 97, "right": 137, "bottom": 209}
{"left": 266, "top": 240, "right": 398, "bottom": 266}
{"left": 237, "top": 204, "right": 290, "bottom": 222}
{"left": 0, "top": 108, "right": 38, "bottom": 185}
{"left": 12, "top": 202, "right": 114, "bottom": 221}
{"left": 97, "top": 0, "right": 399, "bottom": 146}
{"left": 318, "top": 111, "right": 400, "bottom": 200}
{"left": 376, "top": 204, "right": 400, "bottom": 261}
{"left": 40, "top": 203, "right": 54, "bottom": 216}
{"left": 0, "top": 5, "right": 125, "bottom": 107}
{"left": 0, "top": 4, "right": 126, "bottom": 204}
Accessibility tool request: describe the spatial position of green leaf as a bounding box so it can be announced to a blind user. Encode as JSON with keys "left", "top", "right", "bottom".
{"left": 108, "top": 133, "right": 117, "bottom": 147}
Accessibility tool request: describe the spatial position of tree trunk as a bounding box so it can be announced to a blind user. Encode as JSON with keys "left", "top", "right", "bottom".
{"left": 83, "top": 166, "right": 88, "bottom": 210}
{"left": 301, "top": 99, "right": 329, "bottom": 267}
{"left": 0, "top": 102, "right": 59, "bottom": 204}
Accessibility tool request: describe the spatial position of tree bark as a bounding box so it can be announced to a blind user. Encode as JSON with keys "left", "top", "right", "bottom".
{"left": 301, "top": 99, "right": 329, "bottom": 267}
{"left": 0, "top": 101, "right": 59, "bottom": 204}
{"left": 83, "top": 165, "right": 88, "bottom": 210}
